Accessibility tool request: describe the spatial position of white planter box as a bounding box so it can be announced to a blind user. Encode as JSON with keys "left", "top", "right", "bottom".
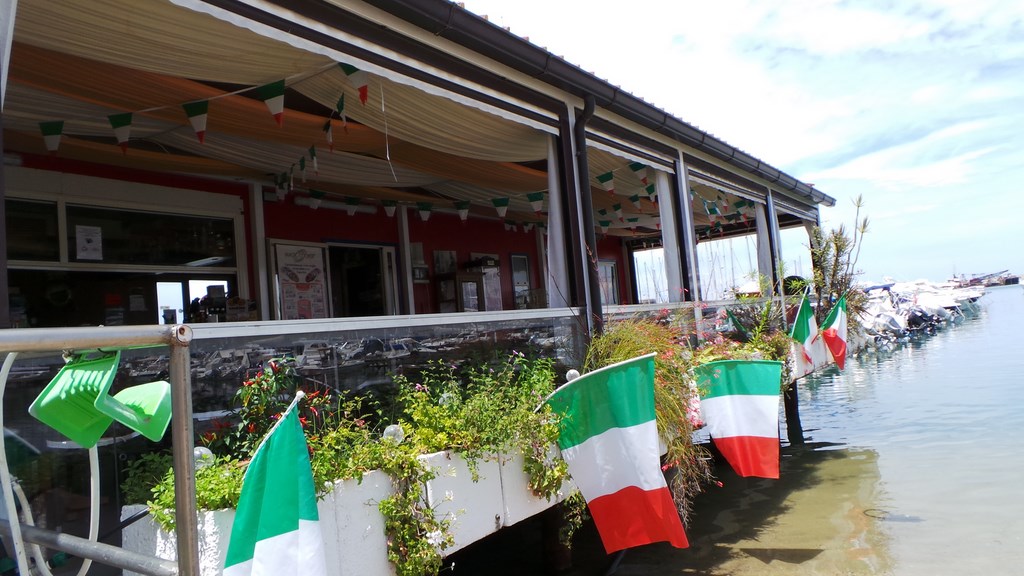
{"left": 122, "top": 450, "right": 574, "bottom": 576}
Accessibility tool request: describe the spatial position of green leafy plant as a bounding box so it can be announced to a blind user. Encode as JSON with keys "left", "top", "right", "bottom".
{"left": 132, "top": 353, "right": 570, "bottom": 576}
{"left": 584, "top": 318, "right": 712, "bottom": 526}
{"left": 121, "top": 451, "right": 172, "bottom": 505}
{"left": 810, "top": 194, "right": 869, "bottom": 329}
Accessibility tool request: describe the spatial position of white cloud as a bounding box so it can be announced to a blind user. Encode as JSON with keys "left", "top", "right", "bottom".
{"left": 465, "top": 0, "right": 1024, "bottom": 279}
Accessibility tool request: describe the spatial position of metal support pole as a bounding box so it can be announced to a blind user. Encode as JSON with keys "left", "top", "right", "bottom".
{"left": 169, "top": 325, "right": 199, "bottom": 576}
{"left": 0, "top": 520, "right": 178, "bottom": 576}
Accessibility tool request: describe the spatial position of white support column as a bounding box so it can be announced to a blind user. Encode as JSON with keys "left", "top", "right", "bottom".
{"left": 248, "top": 182, "right": 270, "bottom": 320}
{"left": 545, "top": 134, "right": 570, "bottom": 308}
{"left": 0, "top": 1, "right": 17, "bottom": 110}
{"left": 765, "top": 188, "right": 784, "bottom": 293}
{"left": 656, "top": 169, "right": 683, "bottom": 302}
{"left": 397, "top": 206, "right": 415, "bottom": 314}
{"left": 755, "top": 202, "right": 774, "bottom": 288}
{"left": 675, "top": 153, "right": 700, "bottom": 301}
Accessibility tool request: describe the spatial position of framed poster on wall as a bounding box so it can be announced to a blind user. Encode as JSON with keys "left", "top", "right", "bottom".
{"left": 273, "top": 242, "right": 329, "bottom": 320}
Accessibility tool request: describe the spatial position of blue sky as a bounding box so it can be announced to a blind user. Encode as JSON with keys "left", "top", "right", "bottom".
{"left": 466, "top": 0, "right": 1024, "bottom": 283}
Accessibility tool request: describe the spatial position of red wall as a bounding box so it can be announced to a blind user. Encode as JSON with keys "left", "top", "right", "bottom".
{"left": 265, "top": 201, "right": 542, "bottom": 314}
{"left": 407, "top": 211, "right": 540, "bottom": 313}
{"left": 597, "top": 235, "right": 631, "bottom": 305}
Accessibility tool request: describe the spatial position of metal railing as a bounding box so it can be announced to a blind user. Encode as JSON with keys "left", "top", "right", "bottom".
{"left": 0, "top": 324, "right": 198, "bottom": 576}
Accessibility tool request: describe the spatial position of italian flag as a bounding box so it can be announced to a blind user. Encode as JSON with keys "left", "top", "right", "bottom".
{"left": 821, "top": 294, "right": 848, "bottom": 370}
{"left": 790, "top": 293, "right": 830, "bottom": 379}
{"left": 546, "top": 354, "right": 688, "bottom": 553}
{"left": 182, "top": 100, "right": 209, "bottom": 144}
{"left": 223, "top": 393, "right": 326, "bottom": 576}
{"left": 695, "top": 360, "right": 784, "bottom": 479}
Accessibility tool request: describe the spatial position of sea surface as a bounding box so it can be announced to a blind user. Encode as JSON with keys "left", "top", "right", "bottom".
{"left": 786, "top": 283, "right": 1024, "bottom": 574}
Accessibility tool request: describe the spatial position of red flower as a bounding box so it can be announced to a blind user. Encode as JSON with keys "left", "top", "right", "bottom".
{"left": 247, "top": 422, "right": 256, "bottom": 434}
{"left": 299, "top": 416, "right": 308, "bottom": 427}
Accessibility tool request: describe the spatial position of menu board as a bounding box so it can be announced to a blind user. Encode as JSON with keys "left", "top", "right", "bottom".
{"left": 274, "top": 243, "right": 328, "bottom": 319}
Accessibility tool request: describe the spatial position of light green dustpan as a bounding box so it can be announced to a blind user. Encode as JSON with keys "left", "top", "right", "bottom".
{"left": 29, "top": 350, "right": 173, "bottom": 447}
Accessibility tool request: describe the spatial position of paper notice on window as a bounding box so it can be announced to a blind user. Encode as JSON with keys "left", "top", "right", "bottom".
{"left": 76, "top": 225, "right": 103, "bottom": 260}
{"left": 274, "top": 243, "right": 328, "bottom": 319}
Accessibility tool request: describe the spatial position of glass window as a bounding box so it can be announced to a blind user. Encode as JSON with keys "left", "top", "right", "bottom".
{"left": 6, "top": 199, "right": 59, "bottom": 261}
{"left": 599, "top": 260, "right": 619, "bottom": 305}
{"left": 66, "top": 205, "right": 235, "bottom": 267}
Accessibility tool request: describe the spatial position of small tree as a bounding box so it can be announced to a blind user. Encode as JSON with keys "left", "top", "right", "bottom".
{"left": 809, "top": 195, "right": 869, "bottom": 327}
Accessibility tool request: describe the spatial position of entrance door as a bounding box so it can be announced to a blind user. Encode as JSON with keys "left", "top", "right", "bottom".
{"left": 327, "top": 245, "right": 398, "bottom": 317}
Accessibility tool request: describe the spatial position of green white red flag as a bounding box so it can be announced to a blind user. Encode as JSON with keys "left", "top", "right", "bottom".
{"left": 695, "top": 360, "right": 784, "bottom": 479}
{"left": 339, "top": 63, "right": 369, "bottom": 105}
{"left": 108, "top": 112, "right": 132, "bottom": 154}
{"left": 256, "top": 80, "right": 286, "bottom": 126}
{"left": 546, "top": 354, "right": 688, "bottom": 553}
{"left": 223, "top": 393, "right": 326, "bottom": 576}
{"left": 790, "top": 293, "right": 831, "bottom": 379}
{"left": 821, "top": 294, "right": 848, "bottom": 370}
{"left": 39, "top": 121, "right": 64, "bottom": 153}
{"left": 182, "top": 100, "right": 209, "bottom": 143}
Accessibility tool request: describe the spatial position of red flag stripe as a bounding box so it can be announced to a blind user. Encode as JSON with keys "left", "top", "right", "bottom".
{"left": 712, "top": 435, "right": 780, "bottom": 478}
{"left": 821, "top": 328, "right": 847, "bottom": 370}
{"left": 587, "top": 485, "right": 688, "bottom": 553}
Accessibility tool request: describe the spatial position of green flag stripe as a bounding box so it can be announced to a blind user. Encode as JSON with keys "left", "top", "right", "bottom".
{"left": 694, "top": 360, "right": 783, "bottom": 399}
{"left": 546, "top": 354, "right": 656, "bottom": 450}
{"left": 223, "top": 398, "right": 318, "bottom": 568}
{"left": 822, "top": 294, "right": 847, "bottom": 329}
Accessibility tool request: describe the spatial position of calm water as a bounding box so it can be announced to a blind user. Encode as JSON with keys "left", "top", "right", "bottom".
{"left": 791, "top": 284, "right": 1024, "bottom": 574}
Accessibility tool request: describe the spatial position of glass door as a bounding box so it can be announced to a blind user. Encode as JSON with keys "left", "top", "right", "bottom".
{"left": 327, "top": 244, "right": 398, "bottom": 317}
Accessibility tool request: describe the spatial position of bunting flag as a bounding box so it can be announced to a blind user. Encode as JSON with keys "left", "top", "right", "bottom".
{"left": 339, "top": 63, "right": 369, "bottom": 105}
{"left": 629, "top": 194, "right": 642, "bottom": 210}
{"left": 491, "top": 197, "right": 510, "bottom": 218}
{"left": 645, "top": 184, "right": 657, "bottom": 202}
{"left": 695, "top": 360, "right": 784, "bottom": 479}
{"left": 223, "top": 393, "right": 327, "bottom": 576}
{"left": 789, "top": 293, "right": 831, "bottom": 379}
{"left": 257, "top": 80, "right": 286, "bottom": 126}
{"left": 820, "top": 294, "right": 848, "bottom": 370}
{"left": 598, "top": 220, "right": 611, "bottom": 234}
{"left": 524, "top": 222, "right": 535, "bottom": 232}
{"left": 382, "top": 199, "right": 397, "bottom": 218}
{"left": 307, "top": 190, "right": 325, "bottom": 210}
{"left": 612, "top": 203, "right": 623, "bottom": 222}
{"left": 504, "top": 219, "right": 517, "bottom": 232}
{"left": 626, "top": 217, "right": 639, "bottom": 233}
{"left": 182, "top": 100, "right": 209, "bottom": 144}
{"left": 39, "top": 121, "right": 64, "bottom": 153}
{"left": 455, "top": 200, "right": 470, "bottom": 222}
{"left": 545, "top": 354, "right": 688, "bottom": 553}
{"left": 335, "top": 94, "right": 348, "bottom": 133}
{"left": 345, "top": 197, "right": 360, "bottom": 216}
{"left": 527, "top": 192, "right": 545, "bottom": 215}
{"left": 629, "top": 162, "right": 649, "bottom": 185}
{"left": 596, "top": 171, "right": 615, "bottom": 194}
{"left": 321, "top": 119, "right": 334, "bottom": 152}
{"left": 308, "top": 146, "right": 319, "bottom": 176}
{"left": 299, "top": 157, "right": 307, "bottom": 182}
{"left": 108, "top": 112, "right": 132, "bottom": 153}
{"left": 275, "top": 173, "right": 288, "bottom": 200}
{"left": 417, "top": 202, "right": 432, "bottom": 222}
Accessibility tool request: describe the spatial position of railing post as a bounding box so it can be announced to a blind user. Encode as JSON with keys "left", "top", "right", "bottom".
{"left": 169, "top": 325, "right": 199, "bottom": 576}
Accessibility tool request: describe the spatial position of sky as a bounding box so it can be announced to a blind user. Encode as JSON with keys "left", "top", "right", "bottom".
{"left": 464, "top": 0, "right": 1024, "bottom": 284}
